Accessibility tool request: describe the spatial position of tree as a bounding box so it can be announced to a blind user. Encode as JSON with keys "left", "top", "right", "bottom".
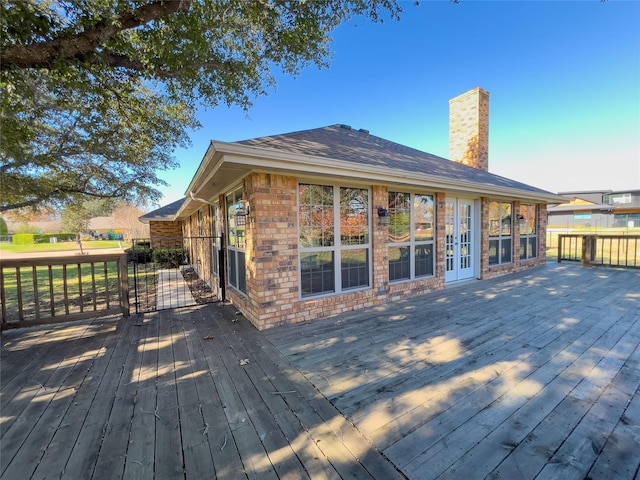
{"left": 60, "top": 203, "right": 92, "bottom": 237}
{"left": 1, "top": 0, "right": 401, "bottom": 213}
{"left": 111, "top": 203, "right": 150, "bottom": 240}
{"left": 0, "top": 217, "right": 8, "bottom": 236}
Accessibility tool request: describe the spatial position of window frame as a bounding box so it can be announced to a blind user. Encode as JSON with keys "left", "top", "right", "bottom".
{"left": 226, "top": 187, "right": 247, "bottom": 294}
{"left": 298, "top": 183, "right": 371, "bottom": 299}
{"left": 387, "top": 191, "right": 436, "bottom": 282}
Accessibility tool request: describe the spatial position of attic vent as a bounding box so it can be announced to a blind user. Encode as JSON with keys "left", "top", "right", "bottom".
{"left": 359, "top": 129, "right": 370, "bottom": 134}
{"left": 340, "top": 124, "right": 352, "bottom": 130}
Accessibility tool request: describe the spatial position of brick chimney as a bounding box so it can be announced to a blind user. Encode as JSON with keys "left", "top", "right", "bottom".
{"left": 449, "top": 87, "right": 490, "bottom": 171}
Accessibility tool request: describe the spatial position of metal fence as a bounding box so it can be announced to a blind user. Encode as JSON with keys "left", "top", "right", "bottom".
{"left": 128, "top": 237, "right": 223, "bottom": 313}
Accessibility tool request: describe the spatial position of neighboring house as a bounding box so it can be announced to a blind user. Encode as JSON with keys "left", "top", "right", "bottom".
{"left": 548, "top": 190, "right": 640, "bottom": 229}
{"left": 139, "top": 198, "right": 185, "bottom": 245}
{"left": 143, "top": 88, "right": 564, "bottom": 330}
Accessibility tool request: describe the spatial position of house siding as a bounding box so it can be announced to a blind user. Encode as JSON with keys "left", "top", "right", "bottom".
{"left": 149, "top": 220, "right": 183, "bottom": 244}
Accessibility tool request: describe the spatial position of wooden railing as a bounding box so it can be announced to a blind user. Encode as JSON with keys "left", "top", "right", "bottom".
{"left": 0, "top": 253, "right": 129, "bottom": 330}
{"left": 558, "top": 234, "right": 640, "bottom": 268}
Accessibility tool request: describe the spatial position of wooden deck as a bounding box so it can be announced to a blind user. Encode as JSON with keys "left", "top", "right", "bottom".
{"left": 265, "top": 263, "right": 640, "bottom": 480}
{"left": 2, "top": 262, "right": 639, "bottom": 479}
{"left": 1, "top": 304, "right": 401, "bottom": 479}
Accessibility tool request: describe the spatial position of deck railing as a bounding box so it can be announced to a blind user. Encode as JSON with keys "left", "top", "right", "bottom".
{"left": 0, "top": 253, "right": 129, "bottom": 330}
{"left": 558, "top": 234, "right": 640, "bottom": 268}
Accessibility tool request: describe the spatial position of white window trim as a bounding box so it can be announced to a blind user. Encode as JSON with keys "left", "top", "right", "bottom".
{"left": 388, "top": 192, "right": 436, "bottom": 282}
{"left": 298, "top": 183, "right": 372, "bottom": 299}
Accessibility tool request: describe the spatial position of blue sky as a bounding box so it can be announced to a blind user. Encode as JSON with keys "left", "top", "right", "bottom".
{"left": 156, "top": 0, "right": 640, "bottom": 206}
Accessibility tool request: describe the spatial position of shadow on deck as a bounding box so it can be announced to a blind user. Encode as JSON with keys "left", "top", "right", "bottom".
{"left": 2, "top": 262, "right": 639, "bottom": 479}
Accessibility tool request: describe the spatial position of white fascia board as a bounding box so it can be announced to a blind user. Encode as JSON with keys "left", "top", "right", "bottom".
{"left": 210, "top": 142, "right": 565, "bottom": 204}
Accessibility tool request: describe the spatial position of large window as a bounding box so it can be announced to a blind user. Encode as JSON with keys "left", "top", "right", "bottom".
{"left": 299, "top": 184, "right": 370, "bottom": 297}
{"left": 211, "top": 203, "right": 222, "bottom": 277}
{"left": 519, "top": 204, "right": 537, "bottom": 260}
{"left": 226, "top": 188, "right": 246, "bottom": 293}
{"left": 489, "top": 201, "right": 512, "bottom": 265}
{"left": 388, "top": 192, "right": 435, "bottom": 282}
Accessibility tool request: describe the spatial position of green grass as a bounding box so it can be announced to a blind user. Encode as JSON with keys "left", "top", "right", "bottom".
{"left": 0, "top": 240, "right": 123, "bottom": 254}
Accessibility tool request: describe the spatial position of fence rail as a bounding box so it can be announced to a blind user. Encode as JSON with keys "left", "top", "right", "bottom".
{"left": 558, "top": 234, "right": 640, "bottom": 268}
{"left": 1, "top": 253, "right": 129, "bottom": 330}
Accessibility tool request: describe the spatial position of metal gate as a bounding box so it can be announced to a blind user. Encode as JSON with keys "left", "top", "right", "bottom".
{"left": 128, "top": 236, "right": 224, "bottom": 313}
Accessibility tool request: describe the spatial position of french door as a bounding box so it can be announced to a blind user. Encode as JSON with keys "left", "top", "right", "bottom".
{"left": 445, "top": 198, "right": 476, "bottom": 282}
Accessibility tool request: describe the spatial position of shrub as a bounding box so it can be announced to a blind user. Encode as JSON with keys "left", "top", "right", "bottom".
{"left": 13, "top": 233, "right": 35, "bottom": 245}
{"left": 153, "top": 248, "right": 189, "bottom": 268}
{"left": 0, "top": 217, "right": 8, "bottom": 236}
{"left": 34, "top": 233, "right": 77, "bottom": 243}
{"left": 126, "top": 246, "right": 153, "bottom": 264}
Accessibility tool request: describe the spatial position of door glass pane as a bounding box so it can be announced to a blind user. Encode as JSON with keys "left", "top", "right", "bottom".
{"left": 459, "top": 203, "right": 472, "bottom": 270}
{"left": 445, "top": 201, "right": 455, "bottom": 273}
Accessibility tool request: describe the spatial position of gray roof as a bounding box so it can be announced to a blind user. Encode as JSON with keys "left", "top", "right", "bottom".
{"left": 237, "top": 124, "right": 558, "bottom": 199}
{"left": 139, "top": 198, "right": 184, "bottom": 223}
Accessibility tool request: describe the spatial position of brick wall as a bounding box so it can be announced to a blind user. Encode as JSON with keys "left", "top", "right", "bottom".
{"left": 480, "top": 198, "right": 547, "bottom": 280}
{"left": 200, "top": 173, "right": 548, "bottom": 330}
{"left": 449, "top": 87, "right": 490, "bottom": 171}
{"left": 149, "top": 221, "right": 183, "bottom": 247}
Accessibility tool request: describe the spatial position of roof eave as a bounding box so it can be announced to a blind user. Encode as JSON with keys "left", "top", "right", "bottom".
{"left": 205, "top": 141, "right": 566, "bottom": 204}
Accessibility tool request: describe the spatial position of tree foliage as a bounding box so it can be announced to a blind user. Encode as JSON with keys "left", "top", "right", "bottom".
{"left": 60, "top": 202, "right": 92, "bottom": 235}
{"left": 1, "top": 0, "right": 401, "bottom": 213}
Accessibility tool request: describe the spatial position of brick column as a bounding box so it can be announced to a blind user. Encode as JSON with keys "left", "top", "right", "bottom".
{"left": 243, "top": 173, "right": 299, "bottom": 329}
{"left": 371, "top": 185, "right": 389, "bottom": 294}
{"left": 513, "top": 201, "right": 521, "bottom": 262}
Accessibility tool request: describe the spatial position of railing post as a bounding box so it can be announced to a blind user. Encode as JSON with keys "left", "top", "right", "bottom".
{"left": 582, "top": 235, "right": 594, "bottom": 268}
{"left": 119, "top": 254, "right": 130, "bottom": 318}
{"left": 558, "top": 234, "right": 563, "bottom": 263}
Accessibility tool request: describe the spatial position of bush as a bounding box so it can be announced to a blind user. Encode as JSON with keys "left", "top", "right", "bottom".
{"left": 126, "top": 246, "right": 153, "bottom": 264}
{"left": 153, "top": 248, "right": 189, "bottom": 268}
{"left": 13, "top": 233, "right": 35, "bottom": 245}
{"left": 0, "top": 217, "right": 8, "bottom": 236}
{"left": 34, "top": 233, "right": 77, "bottom": 243}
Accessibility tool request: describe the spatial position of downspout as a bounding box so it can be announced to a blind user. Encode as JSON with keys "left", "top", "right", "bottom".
{"left": 189, "top": 191, "right": 226, "bottom": 302}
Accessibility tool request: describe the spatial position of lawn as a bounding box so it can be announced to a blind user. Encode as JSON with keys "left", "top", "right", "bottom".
{"left": 0, "top": 240, "right": 124, "bottom": 254}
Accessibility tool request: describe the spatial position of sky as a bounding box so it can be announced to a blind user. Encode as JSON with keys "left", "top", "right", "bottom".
{"left": 156, "top": 0, "right": 640, "bottom": 206}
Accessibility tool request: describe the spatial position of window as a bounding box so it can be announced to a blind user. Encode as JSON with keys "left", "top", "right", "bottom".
{"left": 489, "top": 201, "right": 512, "bottom": 265}
{"left": 604, "top": 193, "right": 632, "bottom": 205}
{"left": 388, "top": 192, "right": 435, "bottom": 281}
{"left": 519, "top": 204, "right": 537, "bottom": 260}
{"left": 211, "top": 203, "right": 222, "bottom": 277}
{"left": 299, "top": 184, "right": 370, "bottom": 297}
{"left": 226, "top": 188, "right": 246, "bottom": 293}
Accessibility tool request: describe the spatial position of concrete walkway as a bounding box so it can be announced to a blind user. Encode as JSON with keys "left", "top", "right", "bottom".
{"left": 156, "top": 267, "right": 197, "bottom": 309}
